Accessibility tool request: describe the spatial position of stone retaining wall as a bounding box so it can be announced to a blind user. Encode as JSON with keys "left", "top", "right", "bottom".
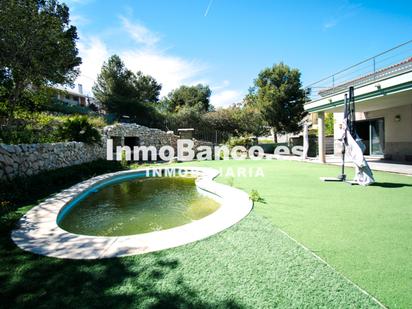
{"left": 0, "top": 123, "right": 214, "bottom": 182}
{"left": 0, "top": 142, "right": 105, "bottom": 181}
{"left": 104, "top": 123, "right": 213, "bottom": 155}
{"left": 104, "top": 123, "right": 179, "bottom": 149}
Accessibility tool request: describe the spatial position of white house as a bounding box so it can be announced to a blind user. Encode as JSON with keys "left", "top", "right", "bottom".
{"left": 305, "top": 43, "right": 412, "bottom": 162}
{"left": 55, "top": 84, "right": 88, "bottom": 106}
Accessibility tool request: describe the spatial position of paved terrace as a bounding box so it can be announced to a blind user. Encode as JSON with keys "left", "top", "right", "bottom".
{"left": 269, "top": 154, "right": 412, "bottom": 176}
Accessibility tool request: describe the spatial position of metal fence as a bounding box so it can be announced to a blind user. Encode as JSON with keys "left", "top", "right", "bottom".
{"left": 193, "top": 130, "right": 232, "bottom": 145}
{"left": 161, "top": 119, "right": 233, "bottom": 145}
{"left": 305, "top": 40, "right": 412, "bottom": 101}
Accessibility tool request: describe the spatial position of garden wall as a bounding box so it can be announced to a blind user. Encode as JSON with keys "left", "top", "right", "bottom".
{"left": 0, "top": 142, "right": 105, "bottom": 181}
{"left": 104, "top": 123, "right": 179, "bottom": 150}
{"left": 103, "top": 123, "right": 213, "bottom": 156}
{"left": 0, "top": 123, "right": 213, "bottom": 182}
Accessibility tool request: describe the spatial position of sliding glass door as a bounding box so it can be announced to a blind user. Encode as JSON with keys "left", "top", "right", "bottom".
{"left": 370, "top": 118, "right": 385, "bottom": 156}
{"left": 355, "top": 118, "right": 384, "bottom": 156}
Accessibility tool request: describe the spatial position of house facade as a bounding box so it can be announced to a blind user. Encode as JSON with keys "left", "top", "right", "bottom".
{"left": 55, "top": 84, "right": 88, "bottom": 106}
{"left": 305, "top": 46, "right": 412, "bottom": 162}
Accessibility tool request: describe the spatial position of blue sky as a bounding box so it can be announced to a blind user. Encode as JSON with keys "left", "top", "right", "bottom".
{"left": 66, "top": 0, "right": 412, "bottom": 107}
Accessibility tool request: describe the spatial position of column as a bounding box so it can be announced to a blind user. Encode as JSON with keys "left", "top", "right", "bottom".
{"left": 318, "top": 111, "right": 326, "bottom": 163}
{"left": 302, "top": 122, "right": 309, "bottom": 159}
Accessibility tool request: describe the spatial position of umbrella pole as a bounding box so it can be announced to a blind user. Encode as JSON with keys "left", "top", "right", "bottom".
{"left": 320, "top": 93, "right": 348, "bottom": 182}
{"left": 338, "top": 94, "right": 348, "bottom": 181}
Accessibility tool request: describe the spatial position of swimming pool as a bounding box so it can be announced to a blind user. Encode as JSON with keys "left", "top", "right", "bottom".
{"left": 58, "top": 176, "right": 220, "bottom": 236}
{"left": 12, "top": 167, "right": 252, "bottom": 259}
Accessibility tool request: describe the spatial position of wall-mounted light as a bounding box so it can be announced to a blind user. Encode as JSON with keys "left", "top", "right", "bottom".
{"left": 395, "top": 115, "right": 401, "bottom": 122}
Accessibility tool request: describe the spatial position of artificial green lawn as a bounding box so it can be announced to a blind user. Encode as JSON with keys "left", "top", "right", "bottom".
{"left": 1, "top": 159, "right": 410, "bottom": 308}
{"left": 181, "top": 159, "right": 412, "bottom": 309}
{"left": 1, "top": 206, "right": 379, "bottom": 308}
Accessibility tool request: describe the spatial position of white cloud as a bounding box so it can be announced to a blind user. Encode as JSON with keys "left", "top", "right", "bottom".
{"left": 211, "top": 80, "right": 230, "bottom": 91}
{"left": 210, "top": 80, "right": 244, "bottom": 108}
{"left": 323, "top": 19, "right": 337, "bottom": 29}
{"left": 65, "top": 0, "right": 94, "bottom": 5}
{"left": 323, "top": 1, "right": 362, "bottom": 30}
{"left": 121, "top": 50, "right": 206, "bottom": 96}
{"left": 120, "top": 16, "right": 160, "bottom": 46}
{"left": 75, "top": 35, "right": 206, "bottom": 97}
{"left": 210, "top": 89, "right": 243, "bottom": 108}
{"left": 74, "top": 16, "right": 209, "bottom": 98}
{"left": 70, "top": 14, "right": 91, "bottom": 26}
{"left": 76, "top": 36, "right": 109, "bottom": 95}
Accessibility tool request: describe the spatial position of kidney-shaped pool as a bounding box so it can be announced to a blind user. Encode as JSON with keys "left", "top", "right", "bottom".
{"left": 12, "top": 167, "right": 252, "bottom": 259}
{"left": 58, "top": 176, "right": 220, "bottom": 236}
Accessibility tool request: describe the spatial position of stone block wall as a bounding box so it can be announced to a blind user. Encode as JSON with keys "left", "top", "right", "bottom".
{"left": 104, "top": 123, "right": 213, "bottom": 155}
{"left": 104, "top": 123, "right": 179, "bottom": 150}
{"left": 0, "top": 142, "right": 105, "bottom": 181}
{"left": 0, "top": 123, "right": 214, "bottom": 182}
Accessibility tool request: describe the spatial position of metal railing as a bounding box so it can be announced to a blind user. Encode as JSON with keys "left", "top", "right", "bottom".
{"left": 305, "top": 40, "right": 412, "bottom": 101}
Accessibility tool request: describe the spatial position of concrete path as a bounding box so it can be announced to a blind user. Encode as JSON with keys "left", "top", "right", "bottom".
{"left": 269, "top": 154, "right": 412, "bottom": 176}
{"left": 325, "top": 155, "right": 412, "bottom": 176}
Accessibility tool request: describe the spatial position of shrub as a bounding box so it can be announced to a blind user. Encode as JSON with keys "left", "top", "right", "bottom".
{"left": 0, "top": 112, "right": 107, "bottom": 144}
{"left": 0, "top": 112, "right": 63, "bottom": 144}
{"left": 57, "top": 116, "right": 101, "bottom": 144}
{"left": 87, "top": 116, "right": 108, "bottom": 129}
{"left": 120, "top": 150, "right": 128, "bottom": 169}
{"left": 227, "top": 136, "right": 256, "bottom": 149}
{"left": 249, "top": 189, "right": 264, "bottom": 203}
{"left": 42, "top": 100, "right": 92, "bottom": 115}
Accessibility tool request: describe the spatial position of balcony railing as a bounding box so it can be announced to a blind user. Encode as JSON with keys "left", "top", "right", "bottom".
{"left": 305, "top": 40, "right": 412, "bottom": 101}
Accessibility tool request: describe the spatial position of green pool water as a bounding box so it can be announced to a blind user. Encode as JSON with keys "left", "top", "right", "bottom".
{"left": 58, "top": 176, "right": 220, "bottom": 236}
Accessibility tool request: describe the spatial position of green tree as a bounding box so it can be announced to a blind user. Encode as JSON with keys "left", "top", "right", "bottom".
{"left": 165, "top": 105, "right": 202, "bottom": 130}
{"left": 198, "top": 102, "right": 268, "bottom": 139}
{"left": 236, "top": 104, "right": 269, "bottom": 137}
{"left": 0, "top": 0, "right": 81, "bottom": 120}
{"left": 92, "top": 55, "right": 161, "bottom": 125}
{"left": 92, "top": 55, "right": 136, "bottom": 115}
{"left": 201, "top": 106, "right": 240, "bottom": 133}
{"left": 254, "top": 63, "right": 306, "bottom": 142}
{"left": 162, "top": 84, "right": 212, "bottom": 113}
{"left": 325, "top": 112, "right": 334, "bottom": 136}
{"left": 133, "top": 71, "right": 161, "bottom": 104}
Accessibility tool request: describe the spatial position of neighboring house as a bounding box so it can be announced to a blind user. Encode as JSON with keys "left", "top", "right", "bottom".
{"left": 305, "top": 43, "right": 412, "bottom": 162}
{"left": 53, "top": 84, "right": 103, "bottom": 113}
{"left": 55, "top": 84, "right": 88, "bottom": 106}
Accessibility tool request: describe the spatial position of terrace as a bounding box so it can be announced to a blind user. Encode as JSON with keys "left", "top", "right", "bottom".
{"left": 304, "top": 40, "right": 412, "bottom": 163}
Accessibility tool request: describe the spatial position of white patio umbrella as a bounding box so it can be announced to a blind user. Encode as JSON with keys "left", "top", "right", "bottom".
{"left": 341, "top": 119, "right": 375, "bottom": 186}
{"left": 321, "top": 86, "right": 374, "bottom": 186}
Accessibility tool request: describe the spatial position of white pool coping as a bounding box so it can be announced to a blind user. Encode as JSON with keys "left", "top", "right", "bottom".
{"left": 11, "top": 167, "right": 253, "bottom": 259}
